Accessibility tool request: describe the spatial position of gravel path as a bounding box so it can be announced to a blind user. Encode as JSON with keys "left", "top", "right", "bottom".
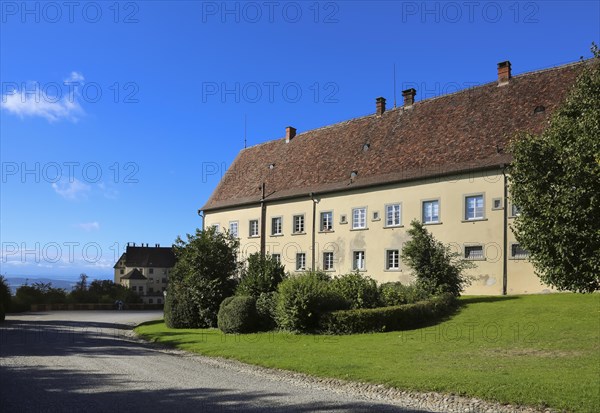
{"left": 0, "top": 312, "right": 553, "bottom": 413}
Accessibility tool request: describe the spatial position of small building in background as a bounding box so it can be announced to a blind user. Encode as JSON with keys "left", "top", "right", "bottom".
{"left": 114, "top": 243, "right": 176, "bottom": 304}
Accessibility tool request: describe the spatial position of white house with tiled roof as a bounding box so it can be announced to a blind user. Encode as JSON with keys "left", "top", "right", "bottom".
{"left": 200, "top": 60, "right": 591, "bottom": 295}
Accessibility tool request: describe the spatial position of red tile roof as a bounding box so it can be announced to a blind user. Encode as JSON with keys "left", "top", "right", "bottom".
{"left": 202, "top": 61, "right": 588, "bottom": 212}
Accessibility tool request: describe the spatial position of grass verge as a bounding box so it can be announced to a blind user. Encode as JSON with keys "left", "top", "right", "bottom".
{"left": 135, "top": 294, "right": 600, "bottom": 412}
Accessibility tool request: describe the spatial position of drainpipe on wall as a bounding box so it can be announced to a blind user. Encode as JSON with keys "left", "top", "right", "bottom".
{"left": 260, "top": 182, "right": 266, "bottom": 258}
{"left": 197, "top": 210, "right": 205, "bottom": 230}
{"left": 310, "top": 192, "right": 318, "bottom": 271}
{"left": 501, "top": 165, "right": 509, "bottom": 295}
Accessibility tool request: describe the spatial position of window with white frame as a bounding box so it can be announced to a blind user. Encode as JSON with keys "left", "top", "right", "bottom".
{"left": 296, "top": 253, "right": 306, "bottom": 271}
{"left": 386, "top": 250, "right": 400, "bottom": 270}
{"left": 511, "top": 244, "right": 529, "bottom": 259}
{"left": 249, "top": 219, "right": 259, "bottom": 237}
{"left": 464, "top": 245, "right": 484, "bottom": 260}
{"left": 511, "top": 203, "right": 521, "bottom": 217}
{"left": 353, "top": 251, "right": 366, "bottom": 271}
{"left": 320, "top": 211, "right": 333, "bottom": 231}
{"left": 271, "top": 253, "right": 281, "bottom": 264}
{"left": 293, "top": 214, "right": 305, "bottom": 234}
{"left": 229, "top": 221, "right": 239, "bottom": 237}
{"left": 271, "top": 217, "right": 282, "bottom": 235}
{"left": 352, "top": 207, "right": 367, "bottom": 229}
{"left": 211, "top": 224, "right": 220, "bottom": 232}
{"left": 465, "top": 195, "right": 484, "bottom": 220}
{"left": 323, "top": 252, "right": 334, "bottom": 270}
{"left": 422, "top": 200, "right": 440, "bottom": 224}
{"left": 385, "top": 204, "right": 401, "bottom": 227}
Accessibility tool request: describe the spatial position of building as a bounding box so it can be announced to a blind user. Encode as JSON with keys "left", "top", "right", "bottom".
{"left": 200, "top": 60, "right": 588, "bottom": 295}
{"left": 114, "top": 243, "right": 176, "bottom": 304}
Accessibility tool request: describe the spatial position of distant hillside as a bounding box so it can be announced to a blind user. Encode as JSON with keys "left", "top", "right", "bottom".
{"left": 4, "top": 278, "right": 77, "bottom": 295}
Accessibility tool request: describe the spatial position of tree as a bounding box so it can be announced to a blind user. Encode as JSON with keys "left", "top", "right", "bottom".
{"left": 0, "top": 276, "right": 11, "bottom": 320}
{"left": 236, "top": 253, "right": 286, "bottom": 297}
{"left": 75, "top": 273, "right": 88, "bottom": 291}
{"left": 508, "top": 46, "right": 600, "bottom": 293}
{"left": 165, "top": 227, "right": 239, "bottom": 328}
{"left": 401, "top": 220, "right": 473, "bottom": 297}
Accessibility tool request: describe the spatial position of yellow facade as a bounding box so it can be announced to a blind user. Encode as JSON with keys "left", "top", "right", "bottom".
{"left": 204, "top": 168, "right": 552, "bottom": 295}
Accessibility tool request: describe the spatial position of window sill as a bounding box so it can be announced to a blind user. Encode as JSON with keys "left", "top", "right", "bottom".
{"left": 318, "top": 230, "right": 335, "bottom": 234}
{"left": 509, "top": 257, "right": 529, "bottom": 261}
{"left": 352, "top": 268, "right": 367, "bottom": 272}
{"left": 350, "top": 227, "right": 368, "bottom": 231}
{"left": 463, "top": 258, "right": 486, "bottom": 262}
{"left": 383, "top": 225, "right": 404, "bottom": 229}
{"left": 423, "top": 221, "right": 443, "bottom": 226}
{"left": 270, "top": 234, "right": 284, "bottom": 237}
{"left": 291, "top": 232, "right": 306, "bottom": 236}
{"left": 384, "top": 268, "right": 402, "bottom": 272}
{"left": 461, "top": 218, "right": 488, "bottom": 223}
{"left": 248, "top": 235, "right": 260, "bottom": 239}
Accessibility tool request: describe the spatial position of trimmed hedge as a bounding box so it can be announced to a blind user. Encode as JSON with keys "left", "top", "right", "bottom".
{"left": 217, "top": 296, "right": 259, "bottom": 334}
{"left": 378, "top": 282, "right": 429, "bottom": 306}
{"left": 319, "top": 293, "right": 457, "bottom": 334}
{"left": 255, "top": 291, "right": 278, "bottom": 331}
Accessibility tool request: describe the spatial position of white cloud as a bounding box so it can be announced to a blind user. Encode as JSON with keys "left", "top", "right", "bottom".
{"left": 1, "top": 72, "right": 85, "bottom": 122}
{"left": 77, "top": 222, "right": 100, "bottom": 231}
{"left": 51, "top": 179, "right": 91, "bottom": 201}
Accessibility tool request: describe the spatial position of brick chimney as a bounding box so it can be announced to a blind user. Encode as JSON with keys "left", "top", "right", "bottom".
{"left": 285, "top": 126, "right": 296, "bottom": 143}
{"left": 402, "top": 88, "right": 416, "bottom": 108}
{"left": 376, "top": 97, "right": 386, "bottom": 115}
{"left": 497, "top": 61, "right": 511, "bottom": 85}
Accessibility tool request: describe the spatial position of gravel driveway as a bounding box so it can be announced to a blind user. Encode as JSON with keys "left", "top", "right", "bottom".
{"left": 0, "top": 311, "right": 429, "bottom": 413}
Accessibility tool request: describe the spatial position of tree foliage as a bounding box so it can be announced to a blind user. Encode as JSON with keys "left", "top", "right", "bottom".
{"left": 236, "top": 253, "right": 286, "bottom": 297}
{"left": 0, "top": 276, "right": 11, "bottom": 320}
{"left": 508, "top": 46, "right": 600, "bottom": 292}
{"left": 165, "top": 227, "right": 239, "bottom": 328}
{"left": 402, "top": 220, "right": 473, "bottom": 297}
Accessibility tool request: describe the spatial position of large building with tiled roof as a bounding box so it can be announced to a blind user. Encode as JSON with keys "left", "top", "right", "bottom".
{"left": 200, "top": 59, "right": 588, "bottom": 295}
{"left": 114, "top": 243, "right": 176, "bottom": 304}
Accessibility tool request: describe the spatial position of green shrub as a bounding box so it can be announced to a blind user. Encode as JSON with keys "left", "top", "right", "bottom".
{"left": 378, "top": 282, "right": 429, "bottom": 306}
{"left": 402, "top": 220, "right": 473, "bottom": 296}
{"left": 236, "top": 253, "right": 286, "bottom": 297}
{"left": 217, "top": 296, "right": 259, "bottom": 334}
{"left": 330, "top": 272, "right": 379, "bottom": 309}
{"left": 165, "top": 227, "right": 239, "bottom": 328}
{"left": 255, "top": 291, "right": 278, "bottom": 331}
{"left": 275, "top": 271, "right": 347, "bottom": 333}
{"left": 319, "top": 293, "right": 457, "bottom": 334}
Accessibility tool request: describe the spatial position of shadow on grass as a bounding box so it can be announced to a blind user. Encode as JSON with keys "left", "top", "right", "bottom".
{"left": 459, "top": 296, "right": 521, "bottom": 305}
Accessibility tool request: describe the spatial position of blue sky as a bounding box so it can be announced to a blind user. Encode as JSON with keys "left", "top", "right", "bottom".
{"left": 1, "top": 1, "right": 598, "bottom": 281}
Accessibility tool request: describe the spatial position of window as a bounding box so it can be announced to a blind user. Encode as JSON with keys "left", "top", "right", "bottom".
{"left": 293, "top": 215, "right": 305, "bottom": 234}
{"left": 422, "top": 200, "right": 440, "bottom": 224}
{"left": 149, "top": 287, "right": 154, "bottom": 293}
{"left": 511, "top": 203, "right": 521, "bottom": 217}
{"left": 492, "top": 198, "right": 503, "bottom": 210}
{"left": 511, "top": 244, "right": 529, "bottom": 259}
{"left": 352, "top": 207, "right": 367, "bottom": 229}
{"left": 272, "top": 253, "right": 281, "bottom": 264}
{"left": 385, "top": 204, "right": 401, "bottom": 227}
{"left": 163, "top": 269, "right": 167, "bottom": 275}
{"left": 464, "top": 245, "right": 484, "bottom": 260}
{"left": 296, "top": 253, "right": 306, "bottom": 271}
{"left": 323, "top": 252, "right": 334, "bottom": 271}
{"left": 229, "top": 221, "right": 239, "bottom": 237}
{"left": 320, "top": 211, "right": 333, "bottom": 231}
{"left": 149, "top": 268, "right": 154, "bottom": 275}
{"left": 271, "top": 217, "right": 282, "bottom": 235}
{"left": 372, "top": 211, "right": 380, "bottom": 221}
{"left": 157, "top": 298, "right": 162, "bottom": 304}
{"left": 162, "top": 278, "right": 167, "bottom": 283}
{"left": 465, "top": 195, "right": 484, "bottom": 220}
{"left": 386, "top": 250, "right": 400, "bottom": 270}
{"left": 120, "top": 269, "right": 124, "bottom": 274}
{"left": 353, "top": 251, "right": 366, "bottom": 271}
{"left": 340, "top": 214, "right": 348, "bottom": 224}
{"left": 149, "top": 298, "right": 154, "bottom": 304}
{"left": 138, "top": 286, "right": 144, "bottom": 293}
{"left": 249, "top": 219, "right": 259, "bottom": 237}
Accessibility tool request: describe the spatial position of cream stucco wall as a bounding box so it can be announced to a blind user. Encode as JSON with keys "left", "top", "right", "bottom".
{"left": 204, "top": 169, "right": 552, "bottom": 295}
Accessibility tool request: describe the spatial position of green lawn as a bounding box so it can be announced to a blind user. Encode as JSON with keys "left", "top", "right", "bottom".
{"left": 135, "top": 294, "right": 600, "bottom": 412}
